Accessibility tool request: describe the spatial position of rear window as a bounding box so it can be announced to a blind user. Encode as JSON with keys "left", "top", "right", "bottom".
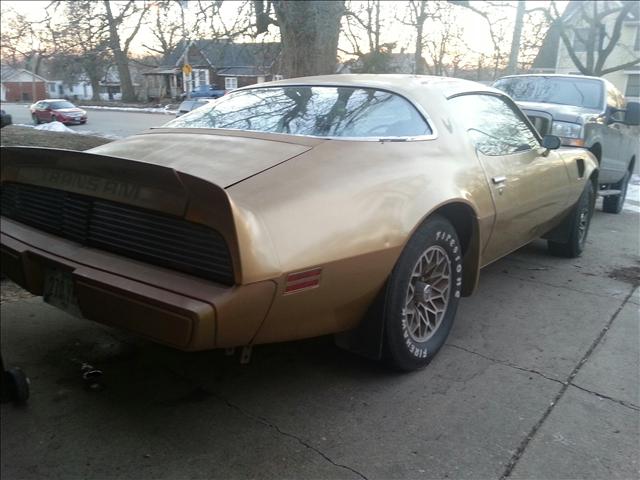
{"left": 493, "top": 76, "right": 603, "bottom": 110}
{"left": 165, "top": 86, "right": 431, "bottom": 138}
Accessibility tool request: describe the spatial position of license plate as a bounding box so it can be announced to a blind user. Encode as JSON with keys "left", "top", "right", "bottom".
{"left": 43, "top": 269, "right": 82, "bottom": 318}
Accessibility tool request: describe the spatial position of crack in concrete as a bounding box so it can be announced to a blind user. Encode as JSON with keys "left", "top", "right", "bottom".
{"left": 569, "top": 383, "right": 640, "bottom": 412}
{"left": 446, "top": 343, "right": 640, "bottom": 412}
{"left": 211, "top": 392, "right": 369, "bottom": 480}
{"left": 445, "top": 343, "right": 565, "bottom": 385}
{"left": 163, "top": 367, "right": 368, "bottom": 480}
{"left": 499, "top": 287, "right": 636, "bottom": 479}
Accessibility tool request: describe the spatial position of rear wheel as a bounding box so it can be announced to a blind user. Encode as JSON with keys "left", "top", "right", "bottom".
{"left": 383, "top": 215, "right": 462, "bottom": 371}
{"left": 602, "top": 170, "right": 630, "bottom": 214}
{"left": 548, "top": 182, "right": 594, "bottom": 258}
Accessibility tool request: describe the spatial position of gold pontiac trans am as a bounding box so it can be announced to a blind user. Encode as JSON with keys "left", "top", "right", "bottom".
{"left": 0, "top": 75, "right": 598, "bottom": 371}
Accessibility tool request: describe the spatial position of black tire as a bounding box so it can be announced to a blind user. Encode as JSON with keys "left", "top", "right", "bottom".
{"left": 32, "top": 114, "right": 40, "bottom": 125}
{"left": 383, "top": 215, "right": 462, "bottom": 371}
{"left": 548, "top": 182, "right": 594, "bottom": 258}
{"left": 3, "top": 367, "right": 30, "bottom": 404}
{"left": 602, "top": 170, "right": 630, "bottom": 214}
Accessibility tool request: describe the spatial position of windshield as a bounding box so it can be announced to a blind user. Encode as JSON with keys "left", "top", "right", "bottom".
{"left": 49, "top": 101, "right": 76, "bottom": 109}
{"left": 165, "top": 86, "right": 431, "bottom": 138}
{"left": 493, "top": 77, "right": 603, "bottom": 109}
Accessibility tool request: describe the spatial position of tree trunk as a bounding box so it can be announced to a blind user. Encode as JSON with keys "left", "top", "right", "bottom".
{"left": 88, "top": 69, "right": 102, "bottom": 102}
{"left": 506, "top": 0, "right": 525, "bottom": 75}
{"left": 103, "top": 1, "right": 137, "bottom": 102}
{"left": 414, "top": 1, "right": 426, "bottom": 74}
{"left": 273, "top": 1, "right": 345, "bottom": 78}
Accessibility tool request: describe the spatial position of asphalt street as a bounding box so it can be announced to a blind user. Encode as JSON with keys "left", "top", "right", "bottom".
{"left": 1, "top": 103, "right": 171, "bottom": 138}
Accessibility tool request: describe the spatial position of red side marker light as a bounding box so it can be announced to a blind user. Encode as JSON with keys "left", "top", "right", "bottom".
{"left": 284, "top": 268, "right": 322, "bottom": 294}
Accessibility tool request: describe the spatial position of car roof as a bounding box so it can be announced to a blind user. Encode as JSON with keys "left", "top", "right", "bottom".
{"left": 238, "top": 74, "right": 501, "bottom": 99}
{"left": 496, "top": 73, "right": 604, "bottom": 82}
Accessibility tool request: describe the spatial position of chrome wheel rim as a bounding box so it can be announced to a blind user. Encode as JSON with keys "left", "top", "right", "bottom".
{"left": 577, "top": 207, "right": 589, "bottom": 243}
{"left": 403, "top": 245, "right": 452, "bottom": 343}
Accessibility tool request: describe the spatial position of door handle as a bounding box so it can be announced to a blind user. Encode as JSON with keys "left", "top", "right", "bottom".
{"left": 492, "top": 175, "right": 507, "bottom": 185}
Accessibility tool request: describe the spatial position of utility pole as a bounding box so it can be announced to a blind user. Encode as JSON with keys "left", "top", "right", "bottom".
{"left": 507, "top": 1, "right": 526, "bottom": 75}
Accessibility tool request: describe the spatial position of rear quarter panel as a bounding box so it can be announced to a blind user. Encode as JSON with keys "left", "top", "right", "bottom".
{"left": 226, "top": 91, "right": 496, "bottom": 341}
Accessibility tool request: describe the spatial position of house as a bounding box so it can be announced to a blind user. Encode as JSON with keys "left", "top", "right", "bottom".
{"left": 532, "top": 0, "right": 640, "bottom": 100}
{"left": 142, "top": 40, "right": 281, "bottom": 101}
{"left": 1, "top": 65, "right": 48, "bottom": 102}
{"left": 46, "top": 79, "right": 94, "bottom": 101}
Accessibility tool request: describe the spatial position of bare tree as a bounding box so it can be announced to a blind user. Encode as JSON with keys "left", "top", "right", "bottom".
{"left": 454, "top": 1, "right": 511, "bottom": 79}
{"left": 342, "top": 0, "right": 397, "bottom": 73}
{"left": 46, "top": 1, "right": 111, "bottom": 101}
{"left": 397, "top": 0, "right": 431, "bottom": 74}
{"left": 546, "top": 1, "right": 640, "bottom": 76}
{"left": 254, "top": 1, "right": 345, "bottom": 78}
{"left": 143, "top": 1, "right": 187, "bottom": 60}
{"left": 102, "top": 0, "right": 150, "bottom": 102}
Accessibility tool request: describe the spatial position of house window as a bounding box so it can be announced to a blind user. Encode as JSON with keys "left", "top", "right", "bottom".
{"left": 48, "top": 83, "right": 56, "bottom": 93}
{"left": 197, "top": 70, "right": 206, "bottom": 86}
{"left": 225, "top": 77, "right": 238, "bottom": 90}
{"left": 625, "top": 74, "right": 640, "bottom": 98}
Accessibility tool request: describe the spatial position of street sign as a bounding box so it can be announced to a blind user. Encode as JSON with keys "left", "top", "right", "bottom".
{"left": 182, "top": 64, "right": 192, "bottom": 76}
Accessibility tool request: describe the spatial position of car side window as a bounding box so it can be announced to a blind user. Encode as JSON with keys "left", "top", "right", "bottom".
{"left": 449, "top": 94, "right": 540, "bottom": 156}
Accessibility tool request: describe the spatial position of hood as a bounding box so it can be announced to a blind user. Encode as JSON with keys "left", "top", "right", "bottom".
{"left": 515, "top": 101, "right": 602, "bottom": 124}
{"left": 87, "top": 128, "right": 321, "bottom": 188}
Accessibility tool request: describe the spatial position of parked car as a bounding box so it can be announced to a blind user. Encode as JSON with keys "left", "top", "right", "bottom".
{"left": 1, "top": 75, "right": 598, "bottom": 371}
{"left": 0, "top": 109, "right": 12, "bottom": 128}
{"left": 189, "top": 84, "right": 226, "bottom": 99}
{"left": 175, "top": 98, "right": 217, "bottom": 117}
{"left": 493, "top": 74, "right": 639, "bottom": 214}
{"left": 29, "top": 99, "right": 87, "bottom": 125}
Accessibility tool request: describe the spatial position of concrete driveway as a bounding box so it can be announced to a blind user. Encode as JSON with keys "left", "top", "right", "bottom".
{"left": 1, "top": 205, "right": 638, "bottom": 479}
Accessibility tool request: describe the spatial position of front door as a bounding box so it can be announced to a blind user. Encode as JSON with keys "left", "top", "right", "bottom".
{"left": 449, "top": 93, "right": 571, "bottom": 264}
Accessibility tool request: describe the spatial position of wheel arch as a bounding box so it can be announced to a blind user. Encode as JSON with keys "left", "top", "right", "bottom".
{"left": 588, "top": 142, "right": 602, "bottom": 165}
{"left": 425, "top": 202, "right": 481, "bottom": 297}
{"left": 334, "top": 200, "right": 482, "bottom": 360}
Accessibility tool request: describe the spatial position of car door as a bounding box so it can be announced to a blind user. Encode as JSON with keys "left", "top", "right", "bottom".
{"left": 449, "top": 93, "right": 572, "bottom": 264}
{"left": 36, "top": 102, "right": 50, "bottom": 121}
{"left": 600, "top": 82, "right": 628, "bottom": 178}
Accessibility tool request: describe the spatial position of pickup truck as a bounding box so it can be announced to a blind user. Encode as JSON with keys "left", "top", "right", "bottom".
{"left": 189, "top": 84, "right": 226, "bottom": 99}
{"left": 494, "top": 74, "right": 639, "bottom": 213}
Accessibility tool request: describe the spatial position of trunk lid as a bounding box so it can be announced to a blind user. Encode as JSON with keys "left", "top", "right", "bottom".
{"left": 87, "top": 128, "right": 320, "bottom": 188}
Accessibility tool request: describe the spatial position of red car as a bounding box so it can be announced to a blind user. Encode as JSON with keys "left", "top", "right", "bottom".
{"left": 30, "top": 99, "right": 87, "bottom": 125}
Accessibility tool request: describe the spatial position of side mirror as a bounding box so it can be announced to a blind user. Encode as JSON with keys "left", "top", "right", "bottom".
{"left": 542, "top": 134, "right": 561, "bottom": 150}
{"left": 625, "top": 101, "right": 640, "bottom": 126}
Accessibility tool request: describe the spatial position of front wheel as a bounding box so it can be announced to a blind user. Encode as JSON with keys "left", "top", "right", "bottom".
{"left": 383, "top": 215, "right": 462, "bottom": 371}
{"left": 548, "top": 182, "right": 594, "bottom": 258}
{"left": 602, "top": 170, "right": 630, "bottom": 214}
{"left": 32, "top": 114, "right": 40, "bottom": 125}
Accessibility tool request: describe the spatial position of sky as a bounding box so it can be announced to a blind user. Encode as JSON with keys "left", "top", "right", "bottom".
{"left": 0, "top": 0, "right": 568, "bottom": 66}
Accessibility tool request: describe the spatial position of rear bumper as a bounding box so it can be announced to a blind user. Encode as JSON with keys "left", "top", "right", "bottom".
{"left": 1, "top": 218, "right": 276, "bottom": 350}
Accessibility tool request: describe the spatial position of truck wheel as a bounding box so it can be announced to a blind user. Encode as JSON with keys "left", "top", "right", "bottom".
{"left": 602, "top": 170, "right": 630, "bottom": 214}
{"left": 548, "top": 182, "right": 594, "bottom": 258}
{"left": 383, "top": 215, "right": 462, "bottom": 371}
